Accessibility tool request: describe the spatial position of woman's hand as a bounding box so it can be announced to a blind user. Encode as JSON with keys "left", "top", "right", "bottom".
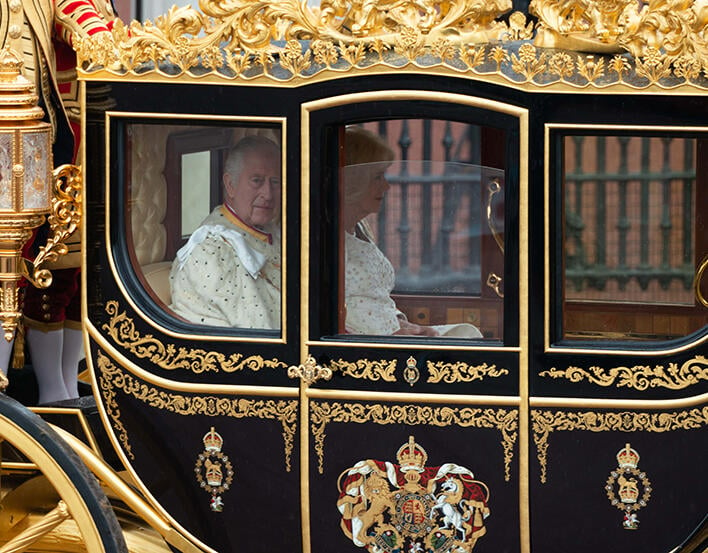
{"left": 394, "top": 320, "right": 440, "bottom": 336}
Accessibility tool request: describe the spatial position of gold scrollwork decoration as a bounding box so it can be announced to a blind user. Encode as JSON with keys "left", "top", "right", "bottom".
{"left": 102, "top": 301, "right": 286, "bottom": 374}
{"left": 531, "top": 0, "right": 707, "bottom": 65}
{"left": 97, "top": 352, "right": 134, "bottom": 460}
{"left": 75, "top": 2, "right": 707, "bottom": 90}
{"left": 539, "top": 355, "right": 708, "bottom": 391}
{"left": 330, "top": 358, "right": 397, "bottom": 382}
{"left": 310, "top": 401, "right": 518, "bottom": 481}
{"left": 29, "top": 164, "right": 82, "bottom": 287}
{"left": 427, "top": 361, "right": 509, "bottom": 384}
{"left": 287, "top": 355, "right": 333, "bottom": 386}
{"left": 96, "top": 350, "right": 297, "bottom": 470}
{"left": 531, "top": 408, "right": 708, "bottom": 483}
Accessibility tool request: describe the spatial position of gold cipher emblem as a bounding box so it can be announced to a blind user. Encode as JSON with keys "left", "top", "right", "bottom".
{"left": 195, "top": 427, "right": 234, "bottom": 512}
{"left": 337, "top": 436, "right": 490, "bottom": 552}
{"left": 605, "top": 443, "right": 652, "bottom": 530}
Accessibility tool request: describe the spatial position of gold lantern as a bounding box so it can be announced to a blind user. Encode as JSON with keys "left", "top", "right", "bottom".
{"left": 0, "top": 48, "right": 81, "bottom": 343}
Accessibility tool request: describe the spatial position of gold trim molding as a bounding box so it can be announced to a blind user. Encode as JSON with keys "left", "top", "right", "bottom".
{"left": 75, "top": 1, "right": 707, "bottom": 91}
{"left": 310, "top": 401, "right": 518, "bottom": 481}
{"left": 96, "top": 350, "right": 298, "bottom": 470}
{"left": 539, "top": 355, "right": 708, "bottom": 391}
{"left": 102, "top": 301, "right": 287, "bottom": 373}
{"left": 330, "top": 358, "right": 397, "bottom": 382}
{"left": 531, "top": 408, "right": 708, "bottom": 483}
{"left": 427, "top": 361, "right": 509, "bottom": 384}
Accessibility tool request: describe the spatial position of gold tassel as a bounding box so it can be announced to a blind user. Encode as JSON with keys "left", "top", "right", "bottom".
{"left": 11, "top": 323, "right": 25, "bottom": 369}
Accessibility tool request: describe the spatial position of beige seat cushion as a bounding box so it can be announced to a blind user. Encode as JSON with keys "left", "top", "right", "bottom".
{"left": 142, "top": 261, "right": 173, "bottom": 306}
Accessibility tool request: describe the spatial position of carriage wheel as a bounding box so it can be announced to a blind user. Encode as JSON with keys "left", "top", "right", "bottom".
{"left": 0, "top": 393, "right": 127, "bottom": 553}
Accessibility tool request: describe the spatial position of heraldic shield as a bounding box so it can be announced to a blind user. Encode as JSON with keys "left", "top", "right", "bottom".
{"left": 337, "top": 436, "right": 490, "bottom": 553}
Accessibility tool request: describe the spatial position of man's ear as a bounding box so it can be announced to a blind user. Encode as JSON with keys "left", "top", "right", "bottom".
{"left": 223, "top": 173, "right": 234, "bottom": 198}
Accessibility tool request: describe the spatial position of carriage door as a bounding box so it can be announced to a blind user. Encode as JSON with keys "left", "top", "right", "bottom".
{"left": 84, "top": 81, "right": 303, "bottom": 552}
{"left": 297, "top": 91, "right": 528, "bottom": 553}
{"left": 529, "top": 116, "right": 708, "bottom": 552}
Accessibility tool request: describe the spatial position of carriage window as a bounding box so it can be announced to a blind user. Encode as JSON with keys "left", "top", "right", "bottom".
{"left": 124, "top": 122, "right": 283, "bottom": 332}
{"left": 338, "top": 120, "right": 505, "bottom": 339}
{"left": 561, "top": 134, "right": 708, "bottom": 341}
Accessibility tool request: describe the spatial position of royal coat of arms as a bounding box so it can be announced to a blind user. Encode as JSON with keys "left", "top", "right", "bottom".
{"left": 337, "top": 436, "right": 489, "bottom": 552}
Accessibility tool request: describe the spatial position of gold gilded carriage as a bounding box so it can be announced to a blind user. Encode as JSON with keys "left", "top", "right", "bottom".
{"left": 0, "top": 1, "right": 707, "bottom": 552}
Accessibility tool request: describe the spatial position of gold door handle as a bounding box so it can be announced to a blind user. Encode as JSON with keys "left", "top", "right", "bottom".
{"left": 695, "top": 254, "right": 708, "bottom": 308}
{"left": 287, "top": 355, "right": 332, "bottom": 386}
{"left": 486, "top": 178, "right": 504, "bottom": 254}
{"left": 486, "top": 272, "right": 504, "bottom": 298}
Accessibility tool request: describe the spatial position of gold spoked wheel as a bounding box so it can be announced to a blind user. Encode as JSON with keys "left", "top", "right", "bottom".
{"left": 0, "top": 394, "right": 127, "bottom": 553}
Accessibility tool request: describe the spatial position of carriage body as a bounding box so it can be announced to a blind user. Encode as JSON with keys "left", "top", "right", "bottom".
{"left": 1, "top": 1, "right": 707, "bottom": 552}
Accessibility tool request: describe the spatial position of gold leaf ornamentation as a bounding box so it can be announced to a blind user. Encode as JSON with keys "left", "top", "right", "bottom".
{"left": 330, "top": 359, "right": 397, "bottom": 382}
{"left": 426, "top": 361, "right": 509, "bottom": 384}
{"left": 548, "top": 52, "right": 575, "bottom": 79}
{"left": 32, "top": 165, "right": 82, "bottom": 280}
{"left": 672, "top": 55, "right": 702, "bottom": 81}
{"left": 339, "top": 41, "right": 367, "bottom": 66}
{"left": 503, "top": 11, "right": 535, "bottom": 41}
{"left": 576, "top": 54, "right": 605, "bottom": 82}
{"left": 280, "top": 40, "right": 312, "bottom": 75}
{"left": 490, "top": 45, "right": 510, "bottom": 71}
{"left": 394, "top": 26, "right": 425, "bottom": 61}
{"left": 310, "top": 402, "right": 518, "bottom": 481}
{"left": 101, "top": 301, "right": 286, "bottom": 374}
{"left": 76, "top": 2, "right": 707, "bottom": 90}
{"left": 635, "top": 47, "right": 673, "bottom": 83}
{"left": 531, "top": 408, "right": 708, "bottom": 483}
{"left": 311, "top": 39, "right": 340, "bottom": 66}
{"left": 96, "top": 350, "right": 297, "bottom": 470}
{"left": 538, "top": 356, "right": 708, "bottom": 390}
{"left": 531, "top": 0, "right": 707, "bottom": 67}
{"left": 510, "top": 43, "right": 547, "bottom": 80}
{"left": 431, "top": 38, "right": 458, "bottom": 62}
{"left": 609, "top": 54, "right": 631, "bottom": 80}
{"left": 461, "top": 46, "right": 486, "bottom": 69}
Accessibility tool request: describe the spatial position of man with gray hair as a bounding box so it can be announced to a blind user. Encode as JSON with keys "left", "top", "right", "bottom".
{"left": 169, "top": 136, "right": 282, "bottom": 329}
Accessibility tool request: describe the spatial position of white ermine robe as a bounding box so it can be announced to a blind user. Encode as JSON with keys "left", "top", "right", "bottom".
{"left": 169, "top": 206, "right": 281, "bottom": 329}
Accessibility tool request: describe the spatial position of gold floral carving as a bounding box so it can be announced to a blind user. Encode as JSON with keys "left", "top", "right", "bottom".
{"left": 330, "top": 358, "right": 397, "bottom": 382}
{"left": 531, "top": 408, "right": 708, "bottom": 483}
{"left": 102, "top": 301, "right": 286, "bottom": 374}
{"left": 74, "top": 2, "right": 706, "bottom": 90}
{"left": 539, "top": 356, "right": 708, "bottom": 391}
{"left": 96, "top": 350, "right": 297, "bottom": 470}
{"left": 310, "top": 401, "right": 518, "bottom": 481}
{"left": 427, "top": 361, "right": 509, "bottom": 384}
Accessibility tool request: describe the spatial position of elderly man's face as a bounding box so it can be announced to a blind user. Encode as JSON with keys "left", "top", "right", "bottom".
{"left": 224, "top": 147, "right": 281, "bottom": 227}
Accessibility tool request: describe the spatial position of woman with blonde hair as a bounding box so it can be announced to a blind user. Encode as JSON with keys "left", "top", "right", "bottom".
{"left": 342, "top": 126, "right": 482, "bottom": 338}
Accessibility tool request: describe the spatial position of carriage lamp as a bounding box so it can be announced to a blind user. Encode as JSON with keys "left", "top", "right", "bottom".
{"left": 0, "top": 48, "right": 81, "bottom": 342}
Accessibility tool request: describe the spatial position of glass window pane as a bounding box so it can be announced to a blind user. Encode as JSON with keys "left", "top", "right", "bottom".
{"left": 125, "top": 122, "right": 283, "bottom": 332}
{"left": 180, "top": 151, "right": 211, "bottom": 237}
{"left": 561, "top": 135, "right": 707, "bottom": 341}
{"left": 338, "top": 120, "right": 505, "bottom": 339}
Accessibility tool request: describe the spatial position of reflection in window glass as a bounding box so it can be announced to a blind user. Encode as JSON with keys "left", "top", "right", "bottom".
{"left": 339, "top": 121, "right": 505, "bottom": 339}
{"left": 181, "top": 151, "right": 211, "bottom": 237}
{"left": 562, "top": 135, "right": 707, "bottom": 341}
{"left": 125, "top": 123, "right": 282, "bottom": 331}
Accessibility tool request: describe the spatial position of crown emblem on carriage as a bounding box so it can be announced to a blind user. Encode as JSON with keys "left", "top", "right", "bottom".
{"left": 195, "top": 426, "right": 234, "bottom": 512}
{"left": 205, "top": 459, "right": 223, "bottom": 487}
{"left": 396, "top": 436, "right": 428, "bottom": 471}
{"left": 616, "top": 443, "right": 639, "bottom": 469}
{"left": 606, "top": 443, "right": 651, "bottom": 530}
{"left": 203, "top": 427, "right": 223, "bottom": 453}
{"left": 618, "top": 475, "right": 639, "bottom": 504}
